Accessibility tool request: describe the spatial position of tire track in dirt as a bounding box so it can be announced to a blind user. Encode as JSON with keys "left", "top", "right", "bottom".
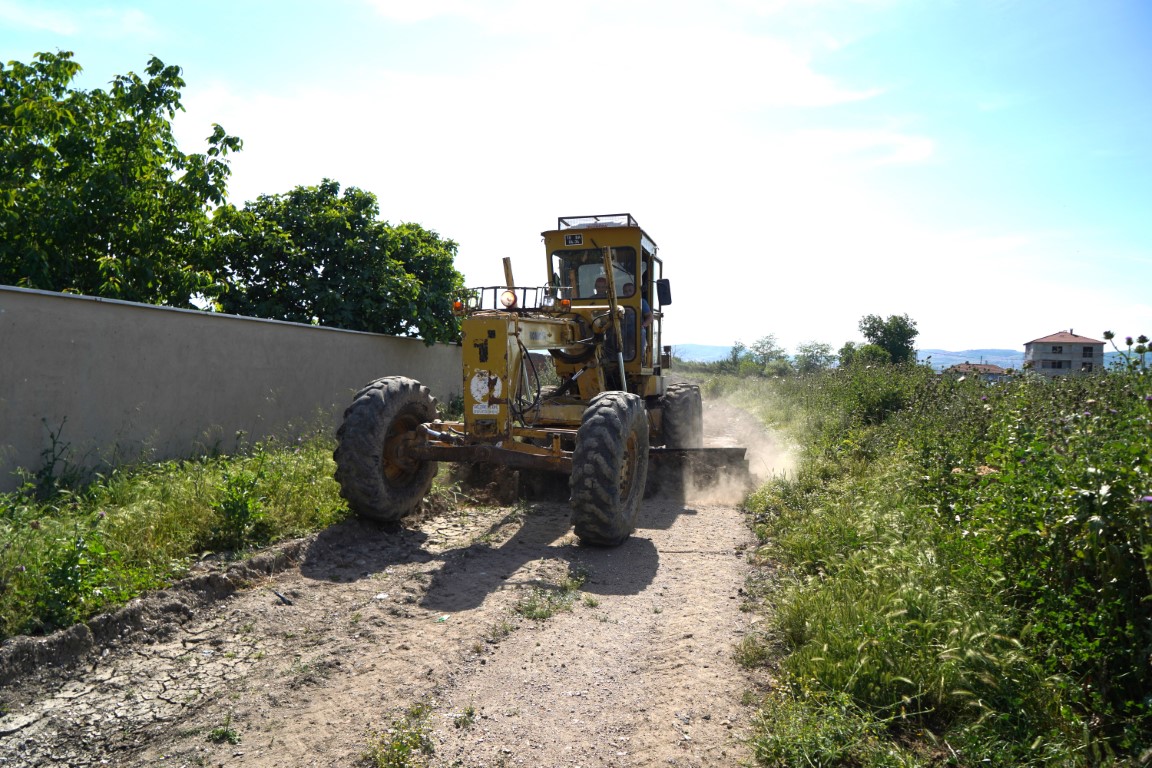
{"left": 427, "top": 499, "right": 759, "bottom": 768}
{"left": 0, "top": 397, "right": 788, "bottom": 767}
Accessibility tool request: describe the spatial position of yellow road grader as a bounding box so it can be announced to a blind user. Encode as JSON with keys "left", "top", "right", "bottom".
{"left": 333, "top": 213, "right": 748, "bottom": 546}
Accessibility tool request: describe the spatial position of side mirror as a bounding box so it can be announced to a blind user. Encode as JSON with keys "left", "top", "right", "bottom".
{"left": 656, "top": 278, "right": 672, "bottom": 306}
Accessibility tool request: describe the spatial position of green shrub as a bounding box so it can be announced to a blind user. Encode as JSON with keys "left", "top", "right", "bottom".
{"left": 752, "top": 689, "right": 918, "bottom": 768}
{"left": 362, "top": 702, "right": 434, "bottom": 768}
{"left": 744, "top": 362, "right": 1151, "bottom": 764}
{"left": 0, "top": 431, "right": 348, "bottom": 640}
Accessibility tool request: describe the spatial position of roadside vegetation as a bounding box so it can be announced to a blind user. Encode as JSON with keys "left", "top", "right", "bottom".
{"left": 725, "top": 349, "right": 1151, "bottom": 765}
{"left": 0, "top": 430, "right": 352, "bottom": 641}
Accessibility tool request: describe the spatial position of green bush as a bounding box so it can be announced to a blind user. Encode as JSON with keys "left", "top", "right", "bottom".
{"left": 0, "top": 431, "right": 347, "bottom": 640}
{"left": 753, "top": 689, "right": 918, "bottom": 768}
{"left": 743, "top": 363, "right": 1151, "bottom": 764}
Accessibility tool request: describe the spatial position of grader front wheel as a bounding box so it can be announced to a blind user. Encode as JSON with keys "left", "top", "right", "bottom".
{"left": 334, "top": 376, "right": 439, "bottom": 522}
{"left": 569, "top": 391, "right": 650, "bottom": 546}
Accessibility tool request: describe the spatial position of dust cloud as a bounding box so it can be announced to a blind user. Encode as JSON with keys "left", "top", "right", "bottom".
{"left": 686, "top": 395, "right": 796, "bottom": 504}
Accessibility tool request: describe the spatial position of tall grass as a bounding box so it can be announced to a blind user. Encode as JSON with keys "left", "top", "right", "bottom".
{"left": 740, "top": 364, "right": 1151, "bottom": 766}
{"left": 0, "top": 431, "right": 348, "bottom": 640}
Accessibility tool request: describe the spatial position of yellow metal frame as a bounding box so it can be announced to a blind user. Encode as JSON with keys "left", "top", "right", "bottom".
{"left": 421, "top": 214, "right": 668, "bottom": 471}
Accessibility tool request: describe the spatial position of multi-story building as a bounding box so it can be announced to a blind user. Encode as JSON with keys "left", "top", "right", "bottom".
{"left": 1023, "top": 330, "right": 1104, "bottom": 376}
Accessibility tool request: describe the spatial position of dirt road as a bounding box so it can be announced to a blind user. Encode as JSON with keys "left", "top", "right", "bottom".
{"left": 0, "top": 399, "right": 789, "bottom": 767}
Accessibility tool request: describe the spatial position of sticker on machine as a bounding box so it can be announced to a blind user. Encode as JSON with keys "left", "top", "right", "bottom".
{"left": 469, "top": 371, "right": 503, "bottom": 405}
{"left": 472, "top": 404, "right": 500, "bottom": 415}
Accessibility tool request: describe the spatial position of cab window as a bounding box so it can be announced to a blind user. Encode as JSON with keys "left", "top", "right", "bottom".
{"left": 551, "top": 247, "right": 637, "bottom": 298}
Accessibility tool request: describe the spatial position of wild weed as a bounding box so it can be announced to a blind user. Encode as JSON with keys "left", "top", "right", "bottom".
{"left": 362, "top": 702, "right": 434, "bottom": 768}
{"left": 452, "top": 703, "right": 476, "bottom": 729}
{"left": 0, "top": 431, "right": 347, "bottom": 640}
{"left": 207, "top": 713, "right": 241, "bottom": 745}
{"left": 513, "top": 568, "right": 586, "bottom": 620}
{"left": 743, "top": 360, "right": 1151, "bottom": 763}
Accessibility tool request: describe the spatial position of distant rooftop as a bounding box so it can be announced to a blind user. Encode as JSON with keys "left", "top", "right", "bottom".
{"left": 1026, "top": 330, "right": 1104, "bottom": 345}
{"left": 947, "top": 362, "right": 1007, "bottom": 374}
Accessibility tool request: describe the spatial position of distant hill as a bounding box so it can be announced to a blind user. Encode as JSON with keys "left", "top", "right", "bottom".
{"left": 673, "top": 344, "right": 1135, "bottom": 372}
{"left": 674, "top": 344, "right": 1028, "bottom": 368}
{"left": 672, "top": 344, "right": 733, "bottom": 363}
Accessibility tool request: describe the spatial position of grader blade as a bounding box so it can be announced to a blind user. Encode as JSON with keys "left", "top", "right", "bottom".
{"left": 644, "top": 447, "right": 751, "bottom": 500}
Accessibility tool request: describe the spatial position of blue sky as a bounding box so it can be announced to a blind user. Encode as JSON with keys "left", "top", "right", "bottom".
{"left": 3, "top": 0, "right": 1150, "bottom": 352}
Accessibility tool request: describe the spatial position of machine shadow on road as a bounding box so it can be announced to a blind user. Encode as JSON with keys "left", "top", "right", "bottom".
{"left": 299, "top": 496, "right": 680, "bottom": 612}
{"left": 636, "top": 497, "right": 700, "bottom": 531}
{"left": 298, "top": 517, "right": 435, "bottom": 582}
{"left": 420, "top": 501, "right": 660, "bottom": 612}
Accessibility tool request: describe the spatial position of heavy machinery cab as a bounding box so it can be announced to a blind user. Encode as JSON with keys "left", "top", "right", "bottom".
{"left": 451, "top": 214, "right": 672, "bottom": 444}
{"left": 545, "top": 213, "right": 668, "bottom": 383}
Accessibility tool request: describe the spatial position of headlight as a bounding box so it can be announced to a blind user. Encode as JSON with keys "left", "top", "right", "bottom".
{"left": 500, "top": 289, "right": 518, "bottom": 308}
{"left": 541, "top": 295, "right": 556, "bottom": 308}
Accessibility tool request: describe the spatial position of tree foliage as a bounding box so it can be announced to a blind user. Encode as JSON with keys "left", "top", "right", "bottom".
{"left": 749, "top": 334, "right": 789, "bottom": 366}
{"left": 212, "top": 180, "right": 464, "bottom": 343}
{"left": 702, "top": 337, "right": 796, "bottom": 377}
{"left": 794, "top": 341, "right": 836, "bottom": 374}
{"left": 858, "top": 313, "right": 919, "bottom": 364}
{"left": 0, "top": 51, "right": 241, "bottom": 306}
{"left": 839, "top": 341, "right": 891, "bottom": 368}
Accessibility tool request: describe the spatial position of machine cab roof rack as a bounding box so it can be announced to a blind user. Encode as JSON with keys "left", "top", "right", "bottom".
{"left": 557, "top": 213, "right": 641, "bottom": 230}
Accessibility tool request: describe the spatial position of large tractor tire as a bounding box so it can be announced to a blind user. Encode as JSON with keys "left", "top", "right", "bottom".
{"left": 569, "top": 392, "right": 650, "bottom": 546}
{"left": 334, "top": 376, "right": 438, "bottom": 522}
{"left": 661, "top": 383, "right": 704, "bottom": 449}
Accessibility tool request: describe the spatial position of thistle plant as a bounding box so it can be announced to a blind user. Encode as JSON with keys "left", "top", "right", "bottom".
{"left": 1103, "top": 330, "right": 1149, "bottom": 370}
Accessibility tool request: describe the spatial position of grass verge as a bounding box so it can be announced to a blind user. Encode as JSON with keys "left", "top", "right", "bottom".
{"left": 0, "top": 430, "right": 460, "bottom": 642}
{"left": 734, "top": 364, "right": 1152, "bottom": 766}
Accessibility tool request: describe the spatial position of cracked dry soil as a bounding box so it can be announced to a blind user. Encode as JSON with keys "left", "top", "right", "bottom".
{"left": 0, "top": 398, "right": 790, "bottom": 768}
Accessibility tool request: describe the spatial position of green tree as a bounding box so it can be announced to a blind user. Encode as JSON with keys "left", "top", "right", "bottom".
{"left": 723, "top": 341, "right": 749, "bottom": 374}
{"left": 749, "top": 334, "right": 788, "bottom": 366}
{"left": 858, "top": 313, "right": 919, "bottom": 364}
{"left": 855, "top": 344, "right": 892, "bottom": 366}
{"left": 794, "top": 341, "right": 836, "bottom": 374}
{"left": 838, "top": 341, "right": 857, "bottom": 367}
{"left": 839, "top": 341, "right": 891, "bottom": 367}
{"left": 763, "top": 358, "right": 795, "bottom": 377}
{"left": 212, "top": 180, "right": 464, "bottom": 344}
{"left": 0, "top": 51, "right": 241, "bottom": 305}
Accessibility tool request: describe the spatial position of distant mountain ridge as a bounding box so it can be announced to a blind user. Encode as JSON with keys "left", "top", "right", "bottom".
{"left": 672, "top": 343, "right": 1027, "bottom": 368}
{"left": 671, "top": 344, "right": 733, "bottom": 363}
{"left": 918, "top": 349, "right": 1023, "bottom": 370}
{"left": 672, "top": 344, "right": 1130, "bottom": 371}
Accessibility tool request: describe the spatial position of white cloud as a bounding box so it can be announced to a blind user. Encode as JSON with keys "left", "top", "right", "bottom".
{"left": 0, "top": 1, "right": 157, "bottom": 39}
{"left": 174, "top": 0, "right": 1143, "bottom": 352}
{"left": 365, "top": 0, "right": 878, "bottom": 109}
{"left": 0, "top": 0, "right": 77, "bottom": 34}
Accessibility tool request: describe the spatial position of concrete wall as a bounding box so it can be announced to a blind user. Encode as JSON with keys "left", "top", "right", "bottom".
{"left": 0, "top": 287, "right": 462, "bottom": 492}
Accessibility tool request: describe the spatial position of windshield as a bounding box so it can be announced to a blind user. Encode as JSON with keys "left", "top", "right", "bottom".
{"left": 549, "top": 247, "right": 637, "bottom": 299}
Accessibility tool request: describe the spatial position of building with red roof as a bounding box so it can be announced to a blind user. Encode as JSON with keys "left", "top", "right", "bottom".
{"left": 1023, "top": 330, "right": 1104, "bottom": 376}
{"left": 943, "top": 362, "right": 1010, "bottom": 382}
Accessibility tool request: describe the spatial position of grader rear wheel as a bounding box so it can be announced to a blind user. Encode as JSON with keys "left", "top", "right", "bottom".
{"left": 569, "top": 391, "right": 649, "bottom": 546}
{"left": 334, "top": 376, "right": 439, "bottom": 522}
{"left": 661, "top": 383, "right": 704, "bottom": 449}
